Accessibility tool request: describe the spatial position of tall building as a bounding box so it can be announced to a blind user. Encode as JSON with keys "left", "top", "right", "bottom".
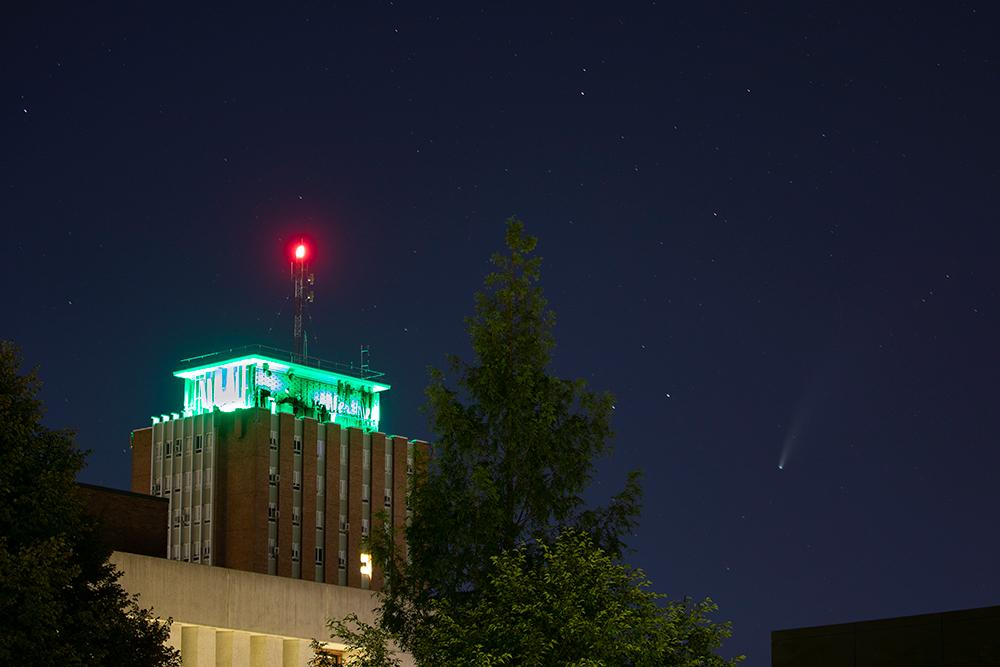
{"left": 129, "top": 344, "right": 427, "bottom": 591}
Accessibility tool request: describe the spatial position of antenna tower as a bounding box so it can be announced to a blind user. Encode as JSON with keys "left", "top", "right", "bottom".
{"left": 291, "top": 241, "right": 314, "bottom": 362}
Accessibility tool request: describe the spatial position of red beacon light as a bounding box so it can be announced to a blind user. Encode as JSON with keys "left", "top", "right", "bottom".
{"left": 294, "top": 243, "right": 307, "bottom": 261}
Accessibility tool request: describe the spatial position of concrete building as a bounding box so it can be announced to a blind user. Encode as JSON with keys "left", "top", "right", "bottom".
{"left": 110, "top": 551, "right": 418, "bottom": 666}
{"left": 129, "top": 344, "right": 428, "bottom": 591}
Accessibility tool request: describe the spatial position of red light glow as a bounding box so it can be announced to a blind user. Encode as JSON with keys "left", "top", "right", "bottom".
{"left": 294, "top": 243, "right": 307, "bottom": 260}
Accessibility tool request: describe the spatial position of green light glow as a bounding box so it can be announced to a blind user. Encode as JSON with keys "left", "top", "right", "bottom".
{"left": 167, "top": 353, "right": 389, "bottom": 431}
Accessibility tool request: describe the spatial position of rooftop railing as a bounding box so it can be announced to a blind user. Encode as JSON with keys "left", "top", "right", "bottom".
{"left": 176, "top": 344, "right": 386, "bottom": 381}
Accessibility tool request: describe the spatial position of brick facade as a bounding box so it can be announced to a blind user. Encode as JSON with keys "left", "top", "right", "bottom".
{"left": 132, "top": 411, "right": 418, "bottom": 591}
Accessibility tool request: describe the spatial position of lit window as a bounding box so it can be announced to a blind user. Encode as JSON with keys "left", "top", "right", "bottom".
{"left": 360, "top": 552, "right": 372, "bottom": 579}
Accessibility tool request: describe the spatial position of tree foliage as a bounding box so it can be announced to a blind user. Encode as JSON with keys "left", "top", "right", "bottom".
{"left": 372, "top": 219, "right": 642, "bottom": 646}
{"left": 413, "top": 529, "right": 739, "bottom": 667}
{"left": 319, "top": 218, "right": 738, "bottom": 665}
{"left": 310, "top": 613, "right": 400, "bottom": 667}
{"left": 0, "top": 341, "right": 179, "bottom": 666}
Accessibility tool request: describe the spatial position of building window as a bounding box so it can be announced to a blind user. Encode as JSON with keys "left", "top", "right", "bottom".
{"left": 270, "top": 432, "right": 278, "bottom": 450}
{"left": 173, "top": 509, "right": 180, "bottom": 527}
{"left": 268, "top": 503, "right": 278, "bottom": 521}
{"left": 361, "top": 518, "right": 370, "bottom": 537}
{"left": 293, "top": 437, "right": 302, "bottom": 454}
{"left": 363, "top": 448, "right": 371, "bottom": 466}
{"left": 292, "top": 470, "right": 301, "bottom": 490}
{"left": 204, "top": 502, "right": 211, "bottom": 523}
{"left": 292, "top": 544, "right": 300, "bottom": 562}
{"left": 384, "top": 494, "right": 392, "bottom": 508}
{"left": 338, "top": 551, "right": 346, "bottom": 569}
{"left": 339, "top": 479, "right": 347, "bottom": 500}
{"left": 175, "top": 439, "right": 182, "bottom": 455}
{"left": 269, "top": 539, "right": 277, "bottom": 560}
{"left": 193, "top": 541, "right": 201, "bottom": 561}
{"left": 317, "top": 510, "right": 324, "bottom": 527}
{"left": 269, "top": 467, "right": 279, "bottom": 486}
{"left": 165, "top": 444, "right": 171, "bottom": 458}
{"left": 183, "top": 510, "right": 190, "bottom": 526}
{"left": 194, "top": 470, "right": 202, "bottom": 487}
{"left": 184, "top": 471, "right": 192, "bottom": 490}
{"left": 317, "top": 439, "right": 325, "bottom": 458}
{"left": 174, "top": 475, "right": 180, "bottom": 493}
{"left": 362, "top": 484, "right": 370, "bottom": 501}
{"left": 292, "top": 509, "right": 301, "bottom": 526}
{"left": 193, "top": 506, "right": 201, "bottom": 524}
{"left": 315, "top": 547, "right": 324, "bottom": 564}
{"left": 203, "top": 542, "right": 211, "bottom": 560}
{"left": 339, "top": 517, "right": 348, "bottom": 533}
{"left": 205, "top": 468, "right": 212, "bottom": 487}
{"left": 194, "top": 434, "right": 203, "bottom": 453}
{"left": 317, "top": 475, "right": 324, "bottom": 494}
{"left": 173, "top": 544, "right": 180, "bottom": 559}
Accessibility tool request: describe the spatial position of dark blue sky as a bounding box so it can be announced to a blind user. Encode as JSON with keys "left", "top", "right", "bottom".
{"left": 4, "top": 4, "right": 998, "bottom": 663}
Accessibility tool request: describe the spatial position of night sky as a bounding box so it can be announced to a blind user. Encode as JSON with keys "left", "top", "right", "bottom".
{"left": 4, "top": 4, "right": 999, "bottom": 663}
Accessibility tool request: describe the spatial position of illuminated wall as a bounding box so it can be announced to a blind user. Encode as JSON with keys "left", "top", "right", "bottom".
{"left": 159, "top": 354, "right": 389, "bottom": 432}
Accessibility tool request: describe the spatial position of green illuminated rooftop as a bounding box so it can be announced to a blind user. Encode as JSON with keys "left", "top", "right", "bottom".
{"left": 156, "top": 344, "right": 389, "bottom": 431}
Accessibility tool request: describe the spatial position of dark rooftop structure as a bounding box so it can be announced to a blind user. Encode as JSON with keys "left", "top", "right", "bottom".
{"left": 772, "top": 604, "right": 1000, "bottom": 666}
{"left": 76, "top": 482, "right": 168, "bottom": 558}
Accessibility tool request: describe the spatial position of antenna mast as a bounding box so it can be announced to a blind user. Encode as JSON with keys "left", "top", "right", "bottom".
{"left": 291, "top": 241, "right": 314, "bottom": 362}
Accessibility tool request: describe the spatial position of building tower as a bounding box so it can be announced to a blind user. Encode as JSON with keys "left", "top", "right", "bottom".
{"left": 128, "top": 241, "right": 427, "bottom": 591}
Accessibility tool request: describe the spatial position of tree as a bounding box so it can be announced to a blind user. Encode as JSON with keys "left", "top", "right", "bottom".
{"left": 372, "top": 219, "right": 643, "bottom": 649}
{"left": 319, "top": 218, "right": 737, "bottom": 665}
{"left": 310, "top": 613, "right": 400, "bottom": 667}
{"left": 413, "top": 529, "right": 739, "bottom": 667}
{"left": 0, "top": 341, "right": 179, "bottom": 666}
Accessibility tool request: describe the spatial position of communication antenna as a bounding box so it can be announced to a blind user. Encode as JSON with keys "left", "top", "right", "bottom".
{"left": 360, "top": 344, "right": 370, "bottom": 378}
{"left": 290, "top": 240, "right": 314, "bottom": 362}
